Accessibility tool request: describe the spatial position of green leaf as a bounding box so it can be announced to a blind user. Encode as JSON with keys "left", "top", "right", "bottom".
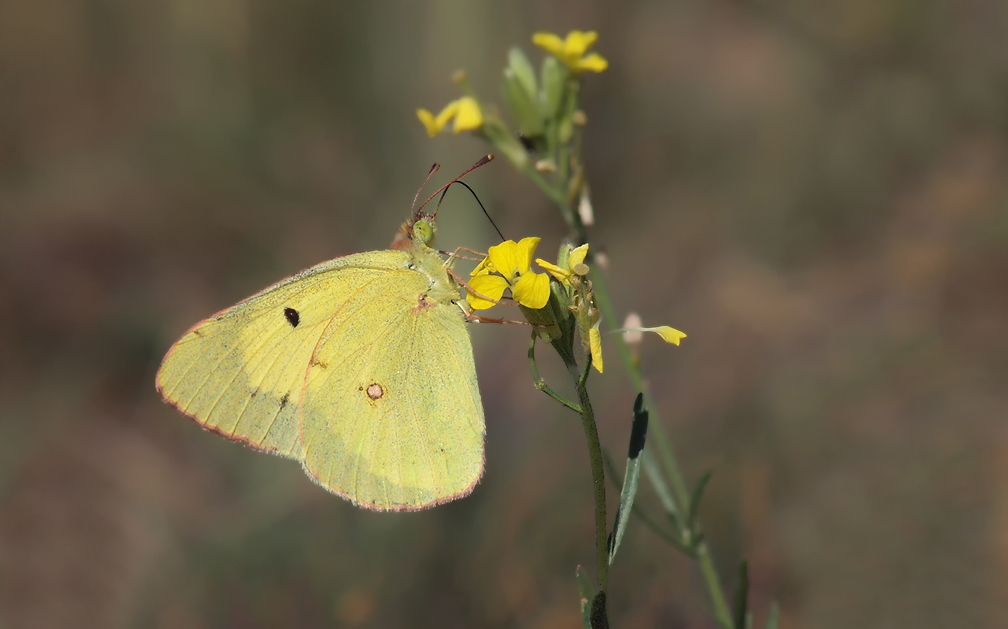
{"left": 607, "top": 393, "right": 649, "bottom": 565}
{"left": 733, "top": 560, "right": 749, "bottom": 629}
{"left": 764, "top": 602, "right": 780, "bottom": 629}
{"left": 642, "top": 447, "right": 679, "bottom": 525}
{"left": 688, "top": 470, "right": 713, "bottom": 532}
{"left": 575, "top": 565, "right": 594, "bottom": 629}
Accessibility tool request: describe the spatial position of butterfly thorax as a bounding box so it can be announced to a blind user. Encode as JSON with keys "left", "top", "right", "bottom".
{"left": 390, "top": 217, "right": 459, "bottom": 306}
{"left": 408, "top": 242, "right": 460, "bottom": 307}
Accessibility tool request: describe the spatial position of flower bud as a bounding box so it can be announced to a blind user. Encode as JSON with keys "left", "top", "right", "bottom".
{"left": 503, "top": 68, "right": 545, "bottom": 137}
{"left": 507, "top": 48, "right": 538, "bottom": 102}
{"left": 540, "top": 55, "right": 566, "bottom": 119}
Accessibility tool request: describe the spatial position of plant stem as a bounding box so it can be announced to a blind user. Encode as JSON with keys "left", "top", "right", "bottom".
{"left": 501, "top": 108, "right": 733, "bottom": 627}
{"left": 567, "top": 357, "right": 608, "bottom": 592}
{"left": 590, "top": 267, "right": 734, "bottom": 628}
{"left": 697, "top": 543, "right": 734, "bottom": 629}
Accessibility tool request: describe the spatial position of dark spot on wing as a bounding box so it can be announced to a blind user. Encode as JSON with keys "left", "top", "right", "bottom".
{"left": 310, "top": 357, "right": 328, "bottom": 369}
{"left": 366, "top": 383, "right": 384, "bottom": 400}
{"left": 279, "top": 393, "right": 290, "bottom": 410}
{"left": 250, "top": 388, "right": 258, "bottom": 399}
{"left": 284, "top": 307, "right": 300, "bottom": 327}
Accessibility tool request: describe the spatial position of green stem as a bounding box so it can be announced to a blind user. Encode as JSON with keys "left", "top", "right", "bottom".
{"left": 567, "top": 356, "right": 608, "bottom": 592}
{"left": 499, "top": 88, "right": 732, "bottom": 626}
{"left": 524, "top": 165, "right": 566, "bottom": 206}
{"left": 697, "top": 543, "right": 734, "bottom": 629}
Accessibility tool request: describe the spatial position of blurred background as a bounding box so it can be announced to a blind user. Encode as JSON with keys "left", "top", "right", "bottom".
{"left": 2, "top": 0, "right": 1007, "bottom": 627}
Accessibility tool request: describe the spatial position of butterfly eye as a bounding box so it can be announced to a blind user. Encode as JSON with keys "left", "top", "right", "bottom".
{"left": 412, "top": 220, "right": 434, "bottom": 245}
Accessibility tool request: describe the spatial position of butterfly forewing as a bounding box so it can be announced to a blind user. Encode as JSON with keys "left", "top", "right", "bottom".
{"left": 156, "top": 251, "right": 411, "bottom": 459}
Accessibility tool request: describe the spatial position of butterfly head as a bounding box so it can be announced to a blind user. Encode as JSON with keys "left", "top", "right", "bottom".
{"left": 412, "top": 217, "right": 435, "bottom": 246}
{"left": 391, "top": 155, "right": 494, "bottom": 251}
{"left": 391, "top": 212, "right": 436, "bottom": 250}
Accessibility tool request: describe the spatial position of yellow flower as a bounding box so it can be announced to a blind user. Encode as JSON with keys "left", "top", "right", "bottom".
{"left": 589, "top": 323, "right": 685, "bottom": 375}
{"left": 536, "top": 243, "right": 589, "bottom": 286}
{"left": 620, "top": 325, "right": 687, "bottom": 346}
{"left": 532, "top": 30, "right": 608, "bottom": 74}
{"left": 589, "top": 322, "right": 603, "bottom": 373}
{"left": 416, "top": 97, "right": 483, "bottom": 137}
{"left": 467, "top": 237, "right": 551, "bottom": 310}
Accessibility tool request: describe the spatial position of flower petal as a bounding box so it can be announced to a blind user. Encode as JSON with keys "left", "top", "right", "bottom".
{"left": 575, "top": 53, "right": 608, "bottom": 73}
{"left": 653, "top": 326, "right": 686, "bottom": 345}
{"left": 568, "top": 243, "right": 589, "bottom": 269}
{"left": 535, "top": 257, "right": 571, "bottom": 284}
{"left": 565, "top": 30, "right": 598, "bottom": 57}
{"left": 589, "top": 325, "right": 603, "bottom": 373}
{"left": 532, "top": 31, "right": 565, "bottom": 56}
{"left": 452, "top": 97, "right": 483, "bottom": 132}
{"left": 514, "top": 237, "right": 541, "bottom": 275}
{"left": 470, "top": 255, "right": 494, "bottom": 277}
{"left": 512, "top": 271, "right": 550, "bottom": 309}
{"left": 416, "top": 108, "right": 442, "bottom": 136}
{"left": 466, "top": 274, "right": 509, "bottom": 310}
{"left": 487, "top": 240, "right": 520, "bottom": 280}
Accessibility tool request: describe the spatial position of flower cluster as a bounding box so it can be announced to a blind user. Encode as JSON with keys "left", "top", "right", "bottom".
{"left": 466, "top": 238, "right": 550, "bottom": 311}
{"left": 420, "top": 30, "right": 682, "bottom": 374}
{"left": 414, "top": 30, "right": 609, "bottom": 169}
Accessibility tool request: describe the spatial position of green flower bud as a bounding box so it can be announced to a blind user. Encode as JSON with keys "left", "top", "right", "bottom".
{"left": 503, "top": 69, "right": 545, "bottom": 137}
{"left": 507, "top": 48, "right": 538, "bottom": 102}
{"left": 540, "top": 55, "right": 566, "bottom": 120}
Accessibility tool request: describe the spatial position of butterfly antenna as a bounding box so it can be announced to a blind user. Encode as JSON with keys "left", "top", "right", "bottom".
{"left": 411, "top": 163, "right": 441, "bottom": 212}
{"left": 416, "top": 154, "right": 494, "bottom": 215}
{"left": 434, "top": 179, "right": 506, "bottom": 242}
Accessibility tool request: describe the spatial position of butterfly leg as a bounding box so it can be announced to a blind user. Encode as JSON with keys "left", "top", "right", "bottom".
{"left": 440, "top": 246, "right": 487, "bottom": 263}
{"left": 457, "top": 303, "right": 532, "bottom": 326}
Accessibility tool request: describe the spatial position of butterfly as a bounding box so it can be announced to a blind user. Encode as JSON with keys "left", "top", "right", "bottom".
{"left": 156, "top": 160, "right": 491, "bottom": 511}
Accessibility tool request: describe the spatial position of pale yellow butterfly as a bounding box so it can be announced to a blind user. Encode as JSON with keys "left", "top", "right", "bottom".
{"left": 157, "top": 160, "right": 491, "bottom": 511}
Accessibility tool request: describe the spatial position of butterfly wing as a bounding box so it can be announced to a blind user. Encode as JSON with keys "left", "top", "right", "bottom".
{"left": 299, "top": 255, "right": 485, "bottom": 510}
{"left": 156, "top": 250, "right": 413, "bottom": 460}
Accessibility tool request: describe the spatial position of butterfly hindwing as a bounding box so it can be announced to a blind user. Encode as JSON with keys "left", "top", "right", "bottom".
{"left": 300, "top": 251, "right": 485, "bottom": 510}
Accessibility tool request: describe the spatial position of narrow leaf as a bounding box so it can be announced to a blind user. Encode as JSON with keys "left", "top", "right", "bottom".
{"left": 575, "top": 565, "right": 594, "bottom": 629}
{"left": 733, "top": 560, "right": 749, "bottom": 629}
{"left": 642, "top": 446, "right": 679, "bottom": 525}
{"left": 628, "top": 393, "right": 649, "bottom": 458}
{"left": 607, "top": 393, "right": 649, "bottom": 565}
{"left": 764, "top": 602, "right": 780, "bottom": 629}
{"left": 688, "top": 470, "right": 714, "bottom": 532}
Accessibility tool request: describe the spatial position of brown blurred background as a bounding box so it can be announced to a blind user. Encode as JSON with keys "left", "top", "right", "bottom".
{"left": 2, "top": 1, "right": 1007, "bottom": 627}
